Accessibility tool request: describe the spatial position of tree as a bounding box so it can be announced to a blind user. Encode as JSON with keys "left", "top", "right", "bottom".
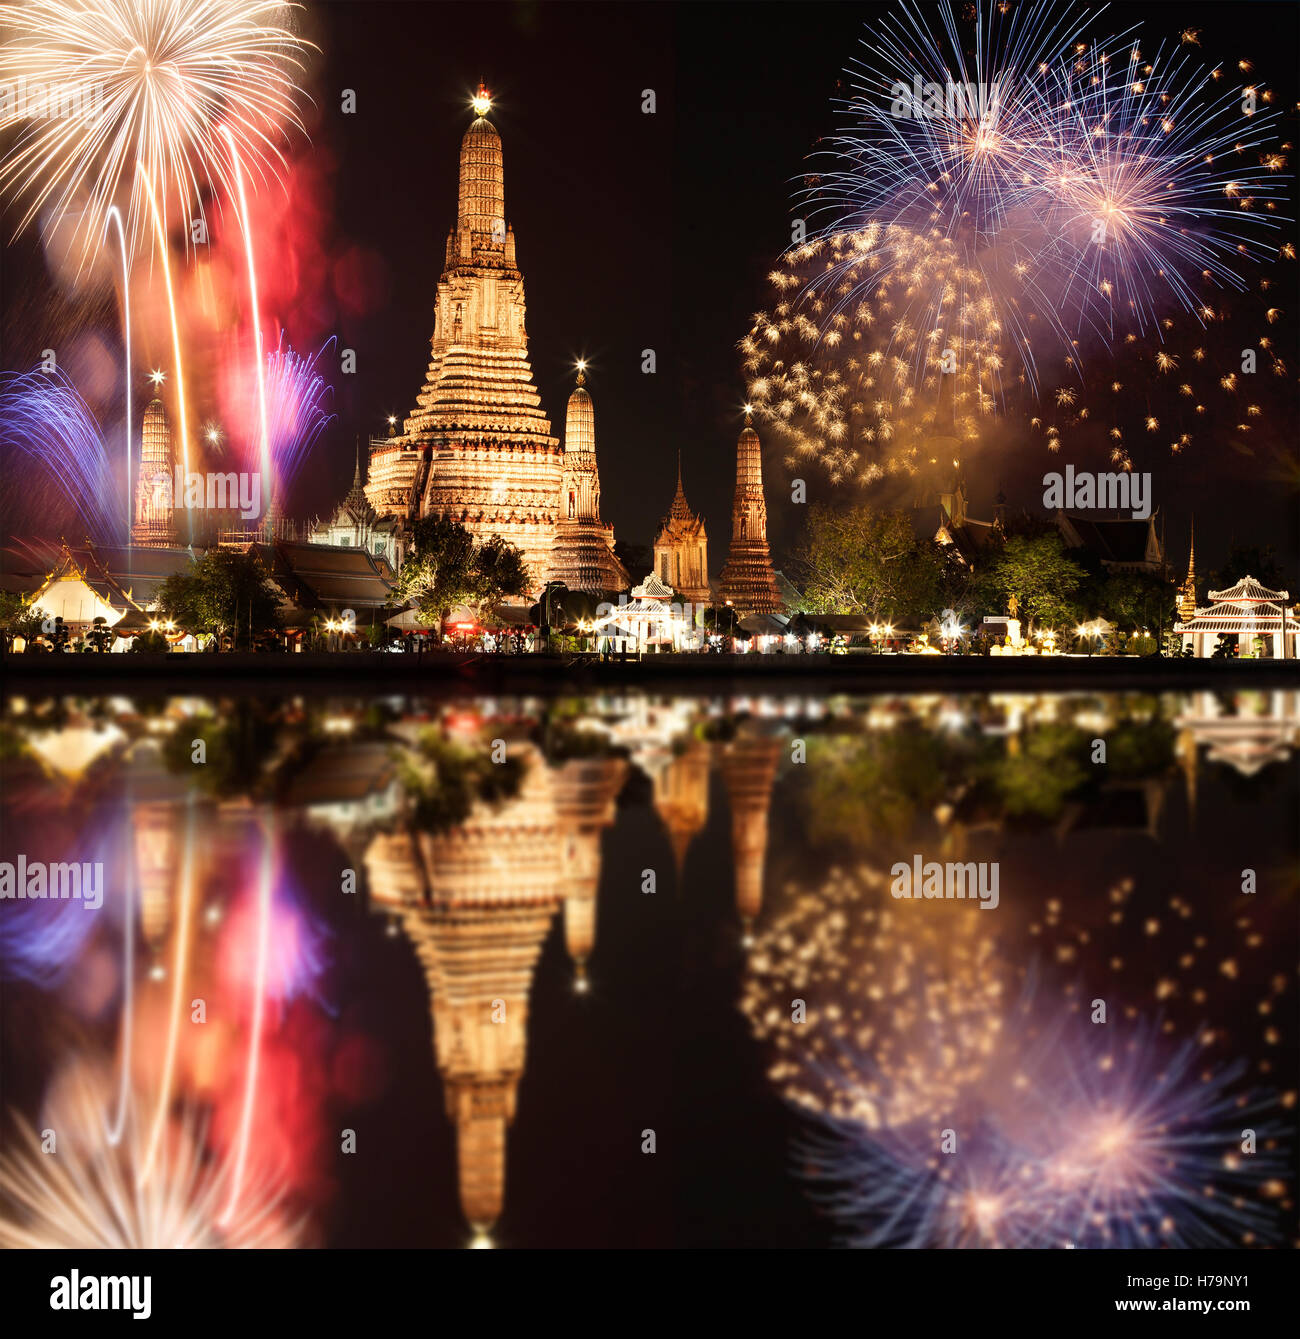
{"left": 974, "top": 533, "right": 1087, "bottom": 633}
{"left": 1097, "top": 569, "right": 1176, "bottom": 642}
{"left": 156, "top": 549, "right": 281, "bottom": 649}
{"left": 394, "top": 517, "right": 529, "bottom": 632}
{"left": 794, "top": 504, "right": 947, "bottom": 624}
{"left": 1207, "top": 544, "right": 1286, "bottom": 594}
{"left": 0, "top": 592, "right": 44, "bottom": 651}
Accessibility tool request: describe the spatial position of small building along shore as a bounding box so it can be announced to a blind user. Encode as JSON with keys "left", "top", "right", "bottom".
{"left": 1174, "top": 576, "right": 1298, "bottom": 659}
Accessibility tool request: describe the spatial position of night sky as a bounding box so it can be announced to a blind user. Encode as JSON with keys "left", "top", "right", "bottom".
{"left": 1, "top": 1, "right": 1297, "bottom": 578}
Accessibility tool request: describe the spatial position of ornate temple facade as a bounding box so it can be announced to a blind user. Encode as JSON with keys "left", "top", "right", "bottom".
{"left": 652, "top": 454, "right": 709, "bottom": 605}
{"left": 549, "top": 370, "right": 628, "bottom": 593}
{"left": 132, "top": 397, "right": 175, "bottom": 547}
{"left": 718, "top": 415, "right": 782, "bottom": 614}
{"left": 308, "top": 445, "right": 402, "bottom": 569}
{"left": 365, "top": 86, "right": 623, "bottom": 593}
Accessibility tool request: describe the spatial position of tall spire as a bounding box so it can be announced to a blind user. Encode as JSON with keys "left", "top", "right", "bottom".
{"left": 455, "top": 83, "right": 506, "bottom": 266}
{"left": 719, "top": 411, "right": 782, "bottom": 614}
{"left": 1178, "top": 517, "right": 1198, "bottom": 621}
{"left": 132, "top": 395, "right": 175, "bottom": 547}
{"left": 551, "top": 367, "right": 627, "bottom": 593}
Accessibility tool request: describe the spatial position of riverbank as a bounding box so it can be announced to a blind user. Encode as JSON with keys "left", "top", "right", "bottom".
{"left": 3, "top": 649, "right": 1297, "bottom": 695}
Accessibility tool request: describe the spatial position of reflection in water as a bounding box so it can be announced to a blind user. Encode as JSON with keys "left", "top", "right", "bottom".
{"left": 0, "top": 690, "right": 1295, "bottom": 1247}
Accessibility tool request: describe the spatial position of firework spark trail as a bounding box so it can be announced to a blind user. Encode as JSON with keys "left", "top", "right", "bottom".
{"left": 0, "top": 0, "right": 313, "bottom": 273}
{"left": 0, "top": 367, "right": 123, "bottom": 543}
{"left": 221, "top": 124, "right": 271, "bottom": 504}
{"left": 136, "top": 163, "right": 191, "bottom": 488}
{"left": 1025, "top": 36, "right": 1289, "bottom": 338}
{"left": 264, "top": 334, "right": 337, "bottom": 497}
{"left": 100, "top": 204, "right": 133, "bottom": 542}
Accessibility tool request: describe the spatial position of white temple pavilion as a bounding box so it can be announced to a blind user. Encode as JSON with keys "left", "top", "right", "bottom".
{"left": 1174, "top": 575, "right": 1298, "bottom": 659}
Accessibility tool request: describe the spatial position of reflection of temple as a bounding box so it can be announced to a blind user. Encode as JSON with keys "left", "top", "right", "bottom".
{"left": 552, "top": 756, "right": 627, "bottom": 986}
{"left": 364, "top": 745, "right": 561, "bottom": 1235}
{"left": 650, "top": 742, "right": 710, "bottom": 885}
{"left": 718, "top": 734, "right": 782, "bottom": 932}
{"left": 362, "top": 743, "right": 570, "bottom": 1238}
{"left": 1175, "top": 692, "right": 1299, "bottom": 799}
{"left": 133, "top": 802, "right": 181, "bottom": 947}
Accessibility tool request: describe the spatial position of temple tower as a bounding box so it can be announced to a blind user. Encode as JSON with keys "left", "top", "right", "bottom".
{"left": 652, "top": 453, "right": 709, "bottom": 605}
{"left": 369, "top": 85, "right": 562, "bottom": 588}
{"left": 132, "top": 397, "right": 175, "bottom": 547}
{"left": 549, "top": 368, "right": 629, "bottom": 593}
{"left": 718, "top": 412, "right": 782, "bottom": 613}
{"left": 1178, "top": 519, "right": 1198, "bottom": 622}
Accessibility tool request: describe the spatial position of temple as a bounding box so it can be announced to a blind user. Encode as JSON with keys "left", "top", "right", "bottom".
{"left": 1177, "top": 521, "right": 1197, "bottom": 622}
{"left": 548, "top": 368, "right": 628, "bottom": 593}
{"left": 718, "top": 411, "right": 782, "bottom": 614}
{"left": 132, "top": 397, "right": 175, "bottom": 547}
{"left": 308, "top": 444, "right": 402, "bottom": 569}
{"left": 652, "top": 453, "right": 709, "bottom": 605}
{"left": 1174, "top": 575, "right": 1298, "bottom": 659}
{"left": 366, "top": 84, "right": 577, "bottom": 590}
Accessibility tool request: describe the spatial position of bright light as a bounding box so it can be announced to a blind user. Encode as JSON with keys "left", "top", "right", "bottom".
{"left": 387, "top": 415, "right": 396, "bottom": 425}
{"left": 471, "top": 84, "right": 491, "bottom": 117}
{"left": 148, "top": 369, "right": 165, "bottom": 386}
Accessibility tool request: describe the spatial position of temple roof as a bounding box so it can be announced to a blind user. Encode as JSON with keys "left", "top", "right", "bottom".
{"left": 1206, "top": 575, "right": 1290, "bottom": 604}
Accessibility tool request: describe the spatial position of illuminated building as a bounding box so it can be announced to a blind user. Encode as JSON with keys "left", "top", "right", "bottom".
{"left": 367, "top": 85, "right": 571, "bottom": 590}
{"left": 1178, "top": 521, "right": 1198, "bottom": 623}
{"left": 652, "top": 453, "right": 709, "bottom": 606}
{"left": 548, "top": 369, "right": 628, "bottom": 594}
{"left": 132, "top": 397, "right": 175, "bottom": 547}
{"left": 718, "top": 413, "right": 782, "bottom": 614}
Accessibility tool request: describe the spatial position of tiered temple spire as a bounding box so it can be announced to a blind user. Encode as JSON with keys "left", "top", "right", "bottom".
{"left": 132, "top": 396, "right": 175, "bottom": 547}
{"left": 366, "top": 84, "right": 562, "bottom": 586}
{"left": 718, "top": 410, "right": 782, "bottom": 614}
{"left": 549, "top": 367, "right": 629, "bottom": 593}
{"left": 1177, "top": 519, "right": 1197, "bottom": 623}
{"left": 653, "top": 451, "right": 709, "bottom": 604}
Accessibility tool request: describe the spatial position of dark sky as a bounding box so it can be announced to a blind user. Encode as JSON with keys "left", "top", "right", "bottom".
{"left": 2, "top": 1, "right": 1297, "bottom": 579}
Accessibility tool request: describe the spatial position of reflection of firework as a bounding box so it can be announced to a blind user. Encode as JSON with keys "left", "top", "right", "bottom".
{"left": 743, "top": 866, "right": 1293, "bottom": 1248}
{"left": 794, "top": 1009, "right": 1291, "bottom": 1249}
{"left": 0, "top": 0, "right": 313, "bottom": 270}
{"left": 0, "top": 1065, "right": 299, "bottom": 1247}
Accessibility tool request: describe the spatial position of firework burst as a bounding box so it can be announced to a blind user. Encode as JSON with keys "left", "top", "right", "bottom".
{"left": 0, "top": 0, "right": 313, "bottom": 271}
